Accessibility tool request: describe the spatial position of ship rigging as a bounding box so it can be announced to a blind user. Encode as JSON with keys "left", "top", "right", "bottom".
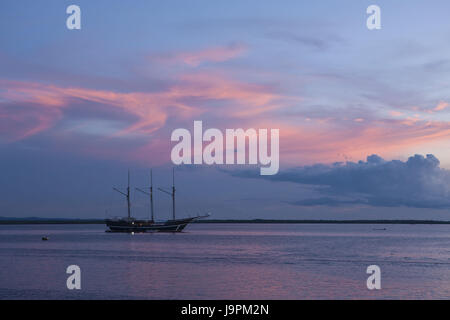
{"left": 106, "top": 169, "right": 209, "bottom": 233}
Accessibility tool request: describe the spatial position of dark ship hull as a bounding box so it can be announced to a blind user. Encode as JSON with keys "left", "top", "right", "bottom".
{"left": 105, "top": 217, "right": 197, "bottom": 233}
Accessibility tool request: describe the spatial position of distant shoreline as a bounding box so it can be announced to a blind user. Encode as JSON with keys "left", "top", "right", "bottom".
{"left": 0, "top": 218, "right": 450, "bottom": 225}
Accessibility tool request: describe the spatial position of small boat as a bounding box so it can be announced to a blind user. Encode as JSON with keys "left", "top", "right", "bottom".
{"left": 42, "top": 236, "right": 49, "bottom": 241}
{"left": 105, "top": 169, "right": 209, "bottom": 233}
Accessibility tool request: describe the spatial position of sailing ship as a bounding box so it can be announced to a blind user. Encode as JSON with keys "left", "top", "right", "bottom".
{"left": 105, "top": 169, "right": 209, "bottom": 233}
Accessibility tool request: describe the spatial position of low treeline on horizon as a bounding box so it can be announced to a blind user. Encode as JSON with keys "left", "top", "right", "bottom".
{"left": 0, "top": 217, "right": 449, "bottom": 225}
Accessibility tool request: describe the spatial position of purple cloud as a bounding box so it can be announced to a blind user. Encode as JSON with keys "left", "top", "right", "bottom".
{"left": 232, "top": 154, "right": 450, "bottom": 209}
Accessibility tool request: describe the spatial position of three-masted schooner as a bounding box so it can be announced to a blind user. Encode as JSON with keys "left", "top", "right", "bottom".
{"left": 105, "top": 169, "right": 209, "bottom": 232}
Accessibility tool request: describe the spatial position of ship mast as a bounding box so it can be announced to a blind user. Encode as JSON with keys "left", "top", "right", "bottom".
{"left": 136, "top": 169, "right": 154, "bottom": 222}
{"left": 151, "top": 169, "right": 154, "bottom": 221}
{"left": 172, "top": 167, "right": 176, "bottom": 220}
{"left": 127, "top": 170, "right": 131, "bottom": 219}
{"left": 158, "top": 168, "right": 176, "bottom": 220}
{"left": 113, "top": 170, "right": 131, "bottom": 220}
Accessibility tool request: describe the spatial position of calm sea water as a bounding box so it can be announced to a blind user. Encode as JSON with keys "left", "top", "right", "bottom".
{"left": 0, "top": 223, "right": 449, "bottom": 299}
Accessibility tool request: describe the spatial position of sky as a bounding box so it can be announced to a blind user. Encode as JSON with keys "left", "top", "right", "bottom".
{"left": 2, "top": 1, "right": 450, "bottom": 220}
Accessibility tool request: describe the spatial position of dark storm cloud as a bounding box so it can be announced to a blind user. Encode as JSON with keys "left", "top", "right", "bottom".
{"left": 232, "top": 154, "right": 450, "bottom": 209}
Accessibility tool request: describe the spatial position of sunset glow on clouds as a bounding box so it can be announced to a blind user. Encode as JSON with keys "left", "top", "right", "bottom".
{"left": 150, "top": 43, "right": 247, "bottom": 67}
{"left": 2, "top": 73, "right": 450, "bottom": 167}
{"left": 2, "top": 1, "right": 450, "bottom": 218}
{"left": 0, "top": 72, "right": 288, "bottom": 140}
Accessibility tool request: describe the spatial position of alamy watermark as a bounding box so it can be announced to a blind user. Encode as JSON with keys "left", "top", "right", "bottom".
{"left": 171, "top": 121, "right": 279, "bottom": 175}
{"left": 66, "top": 5, "right": 81, "bottom": 30}
{"left": 366, "top": 265, "right": 381, "bottom": 290}
{"left": 66, "top": 265, "right": 81, "bottom": 290}
{"left": 367, "top": 5, "right": 381, "bottom": 30}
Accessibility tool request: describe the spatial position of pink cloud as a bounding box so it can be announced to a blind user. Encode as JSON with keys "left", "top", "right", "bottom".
{"left": 389, "top": 111, "right": 404, "bottom": 117}
{"left": 151, "top": 44, "right": 247, "bottom": 67}
{"left": 0, "top": 104, "right": 62, "bottom": 140}
{"left": 0, "top": 80, "right": 178, "bottom": 139}
{"left": 0, "top": 72, "right": 287, "bottom": 142}
{"left": 276, "top": 118, "right": 450, "bottom": 165}
{"left": 434, "top": 101, "right": 449, "bottom": 111}
{"left": 3, "top": 77, "right": 450, "bottom": 169}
